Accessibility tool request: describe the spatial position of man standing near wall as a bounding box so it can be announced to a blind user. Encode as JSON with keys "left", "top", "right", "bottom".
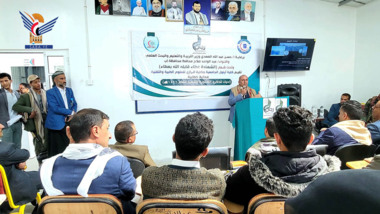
{"left": 45, "top": 70, "right": 77, "bottom": 157}
{"left": 13, "top": 74, "right": 48, "bottom": 162}
{"left": 0, "top": 73, "right": 22, "bottom": 148}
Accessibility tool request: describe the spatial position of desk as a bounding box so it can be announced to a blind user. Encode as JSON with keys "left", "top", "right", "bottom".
{"left": 346, "top": 160, "right": 369, "bottom": 169}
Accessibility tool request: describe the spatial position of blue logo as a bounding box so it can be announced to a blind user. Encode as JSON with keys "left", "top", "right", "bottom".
{"left": 237, "top": 39, "right": 251, "bottom": 54}
{"left": 143, "top": 33, "right": 159, "bottom": 52}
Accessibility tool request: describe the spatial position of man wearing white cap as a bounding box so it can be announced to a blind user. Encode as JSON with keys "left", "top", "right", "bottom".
{"left": 13, "top": 74, "right": 48, "bottom": 162}
{"left": 45, "top": 70, "right": 77, "bottom": 157}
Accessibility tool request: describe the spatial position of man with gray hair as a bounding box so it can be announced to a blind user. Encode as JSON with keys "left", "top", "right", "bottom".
{"left": 45, "top": 70, "right": 77, "bottom": 157}
{"left": 226, "top": 1, "right": 240, "bottom": 21}
{"left": 240, "top": 1, "right": 254, "bottom": 21}
{"left": 167, "top": 0, "right": 182, "bottom": 20}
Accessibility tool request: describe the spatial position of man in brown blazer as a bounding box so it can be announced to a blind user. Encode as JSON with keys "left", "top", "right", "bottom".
{"left": 110, "top": 120, "right": 156, "bottom": 167}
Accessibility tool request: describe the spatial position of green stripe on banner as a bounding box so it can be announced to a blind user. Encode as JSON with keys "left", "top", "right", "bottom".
{"left": 133, "top": 83, "right": 181, "bottom": 98}
{"left": 133, "top": 67, "right": 189, "bottom": 93}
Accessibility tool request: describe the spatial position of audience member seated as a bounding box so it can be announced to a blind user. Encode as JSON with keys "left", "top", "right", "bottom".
{"left": 364, "top": 93, "right": 380, "bottom": 124}
{"left": 40, "top": 108, "right": 136, "bottom": 213}
{"left": 223, "top": 106, "right": 340, "bottom": 210}
{"left": 367, "top": 100, "right": 380, "bottom": 145}
{"left": 110, "top": 120, "right": 156, "bottom": 167}
{"left": 245, "top": 117, "right": 276, "bottom": 160}
{"left": 322, "top": 93, "right": 351, "bottom": 127}
{"left": 312, "top": 100, "right": 372, "bottom": 155}
{"left": 285, "top": 169, "right": 380, "bottom": 214}
{"left": 141, "top": 112, "right": 226, "bottom": 201}
{"left": 0, "top": 142, "right": 42, "bottom": 213}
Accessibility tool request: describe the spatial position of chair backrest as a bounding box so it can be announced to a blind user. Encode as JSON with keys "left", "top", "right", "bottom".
{"left": 127, "top": 157, "right": 145, "bottom": 178}
{"left": 172, "top": 147, "right": 232, "bottom": 170}
{"left": 0, "top": 164, "right": 19, "bottom": 209}
{"left": 375, "top": 145, "right": 380, "bottom": 154}
{"left": 306, "top": 144, "right": 328, "bottom": 156}
{"left": 136, "top": 198, "right": 228, "bottom": 214}
{"left": 335, "top": 144, "right": 377, "bottom": 170}
{"left": 247, "top": 193, "right": 286, "bottom": 214}
{"left": 37, "top": 194, "right": 123, "bottom": 214}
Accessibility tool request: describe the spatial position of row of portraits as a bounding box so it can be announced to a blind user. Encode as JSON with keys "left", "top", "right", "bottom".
{"left": 95, "top": 0, "right": 256, "bottom": 23}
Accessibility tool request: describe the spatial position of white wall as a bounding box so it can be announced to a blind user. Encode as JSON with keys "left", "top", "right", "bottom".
{"left": 354, "top": 0, "right": 380, "bottom": 102}
{"left": 1, "top": 0, "right": 361, "bottom": 164}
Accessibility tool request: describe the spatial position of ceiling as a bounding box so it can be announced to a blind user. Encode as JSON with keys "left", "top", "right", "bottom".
{"left": 320, "top": 0, "right": 375, "bottom": 7}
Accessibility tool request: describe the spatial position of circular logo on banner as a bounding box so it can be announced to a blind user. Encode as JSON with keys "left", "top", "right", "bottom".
{"left": 143, "top": 36, "right": 159, "bottom": 52}
{"left": 237, "top": 39, "right": 251, "bottom": 54}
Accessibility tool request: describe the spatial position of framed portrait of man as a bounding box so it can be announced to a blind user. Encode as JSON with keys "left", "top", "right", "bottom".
{"left": 211, "top": 0, "right": 226, "bottom": 21}
{"left": 224, "top": 0, "right": 241, "bottom": 21}
{"left": 112, "top": 0, "right": 131, "bottom": 15}
{"left": 148, "top": 0, "right": 166, "bottom": 17}
{"left": 131, "top": 0, "right": 147, "bottom": 16}
{"left": 166, "top": 0, "right": 183, "bottom": 21}
{"left": 95, "top": 0, "right": 114, "bottom": 15}
{"left": 240, "top": 0, "right": 255, "bottom": 22}
{"left": 184, "top": 0, "right": 211, "bottom": 25}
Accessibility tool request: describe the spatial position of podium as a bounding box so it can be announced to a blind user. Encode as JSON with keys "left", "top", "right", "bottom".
{"left": 232, "top": 97, "right": 288, "bottom": 160}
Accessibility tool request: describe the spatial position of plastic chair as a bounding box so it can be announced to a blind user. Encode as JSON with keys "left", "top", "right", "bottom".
{"left": 334, "top": 144, "right": 377, "bottom": 170}
{"left": 127, "top": 157, "right": 145, "bottom": 178}
{"left": 37, "top": 194, "right": 123, "bottom": 214}
{"left": 0, "top": 164, "right": 41, "bottom": 214}
{"left": 172, "top": 147, "right": 232, "bottom": 170}
{"left": 247, "top": 193, "right": 286, "bottom": 214}
{"left": 136, "top": 198, "right": 228, "bottom": 214}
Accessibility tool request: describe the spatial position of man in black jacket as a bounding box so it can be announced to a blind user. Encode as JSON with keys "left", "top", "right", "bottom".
{"left": 224, "top": 106, "right": 341, "bottom": 211}
{"left": 0, "top": 142, "right": 42, "bottom": 213}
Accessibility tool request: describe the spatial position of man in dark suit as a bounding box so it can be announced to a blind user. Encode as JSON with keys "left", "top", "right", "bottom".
{"left": 0, "top": 73, "right": 22, "bottom": 148}
{"left": 211, "top": 1, "right": 225, "bottom": 20}
{"left": 45, "top": 70, "right": 77, "bottom": 157}
{"left": 240, "top": 1, "right": 254, "bottom": 21}
{"left": 110, "top": 120, "right": 156, "bottom": 167}
{"left": 368, "top": 100, "right": 380, "bottom": 145}
{"left": 0, "top": 142, "right": 42, "bottom": 213}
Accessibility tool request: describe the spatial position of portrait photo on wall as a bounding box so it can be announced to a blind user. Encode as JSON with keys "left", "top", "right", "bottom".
{"left": 112, "top": 0, "right": 131, "bottom": 15}
{"left": 211, "top": 0, "right": 226, "bottom": 21}
{"left": 166, "top": 0, "right": 183, "bottom": 21}
{"left": 131, "top": 0, "right": 147, "bottom": 16}
{"left": 184, "top": 0, "right": 211, "bottom": 26}
{"left": 224, "top": 0, "right": 241, "bottom": 21}
{"left": 149, "top": 0, "right": 166, "bottom": 17}
{"left": 95, "top": 0, "right": 114, "bottom": 15}
{"left": 240, "top": 0, "right": 255, "bottom": 21}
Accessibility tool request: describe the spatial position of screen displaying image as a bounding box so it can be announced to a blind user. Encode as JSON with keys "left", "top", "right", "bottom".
{"left": 263, "top": 38, "right": 316, "bottom": 71}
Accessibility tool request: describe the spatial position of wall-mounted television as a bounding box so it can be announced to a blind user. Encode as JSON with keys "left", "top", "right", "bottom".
{"left": 263, "top": 38, "right": 316, "bottom": 71}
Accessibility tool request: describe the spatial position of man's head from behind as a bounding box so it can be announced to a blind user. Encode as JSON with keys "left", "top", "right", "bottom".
{"left": 115, "top": 120, "right": 137, "bottom": 144}
{"left": 192, "top": 1, "right": 201, "bottom": 13}
{"left": 68, "top": 108, "right": 111, "bottom": 147}
{"left": 339, "top": 100, "right": 363, "bottom": 121}
{"left": 174, "top": 112, "right": 214, "bottom": 160}
{"left": 340, "top": 93, "right": 351, "bottom": 104}
{"left": 264, "top": 117, "right": 276, "bottom": 138}
{"left": 273, "top": 106, "right": 313, "bottom": 152}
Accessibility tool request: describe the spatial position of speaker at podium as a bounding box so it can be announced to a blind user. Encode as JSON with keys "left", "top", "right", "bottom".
{"left": 277, "top": 84, "right": 301, "bottom": 106}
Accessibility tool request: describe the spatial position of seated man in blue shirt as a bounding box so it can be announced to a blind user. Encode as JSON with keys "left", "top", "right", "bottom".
{"left": 40, "top": 108, "right": 136, "bottom": 213}
{"left": 313, "top": 100, "right": 372, "bottom": 155}
{"left": 368, "top": 100, "right": 380, "bottom": 145}
{"left": 322, "top": 93, "right": 351, "bottom": 127}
